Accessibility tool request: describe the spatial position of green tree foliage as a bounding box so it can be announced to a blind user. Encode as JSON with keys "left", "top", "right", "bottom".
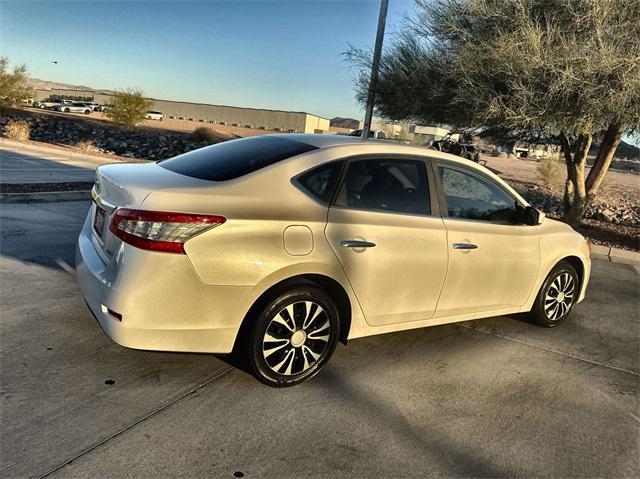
{"left": 0, "top": 57, "right": 34, "bottom": 105}
{"left": 345, "top": 0, "right": 640, "bottom": 225}
{"left": 105, "top": 88, "right": 152, "bottom": 127}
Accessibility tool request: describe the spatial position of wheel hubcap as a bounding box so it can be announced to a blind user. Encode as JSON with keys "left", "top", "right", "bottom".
{"left": 290, "top": 330, "right": 307, "bottom": 347}
{"left": 262, "top": 301, "right": 331, "bottom": 376}
{"left": 544, "top": 272, "right": 575, "bottom": 321}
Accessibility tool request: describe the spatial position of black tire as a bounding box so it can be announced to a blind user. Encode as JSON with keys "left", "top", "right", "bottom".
{"left": 84, "top": 110, "right": 90, "bottom": 114}
{"left": 246, "top": 285, "right": 340, "bottom": 387}
{"left": 64, "top": 108, "right": 70, "bottom": 113}
{"left": 530, "top": 261, "right": 579, "bottom": 327}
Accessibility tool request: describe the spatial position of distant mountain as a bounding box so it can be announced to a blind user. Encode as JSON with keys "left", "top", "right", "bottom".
{"left": 330, "top": 117, "right": 360, "bottom": 129}
{"left": 615, "top": 140, "right": 640, "bottom": 160}
{"left": 589, "top": 139, "right": 640, "bottom": 160}
{"left": 28, "top": 77, "right": 94, "bottom": 91}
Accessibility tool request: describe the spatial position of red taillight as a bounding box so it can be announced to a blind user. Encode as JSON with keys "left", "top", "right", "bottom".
{"left": 109, "top": 208, "right": 226, "bottom": 254}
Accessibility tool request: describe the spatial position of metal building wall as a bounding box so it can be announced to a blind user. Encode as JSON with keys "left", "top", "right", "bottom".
{"left": 33, "top": 89, "right": 330, "bottom": 134}
{"left": 146, "top": 99, "right": 314, "bottom": 132}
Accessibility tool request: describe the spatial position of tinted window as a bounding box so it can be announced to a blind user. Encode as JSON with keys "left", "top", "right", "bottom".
{"left": 335, "top": 159, "right": 430, "bottom": 215}
{"left": 296, "top": 161, "right": 343, "bottom": 203}
{"left": 159, "top": 136, "right": 317, "bottom": 181}
{"left": 438, "top": 166, "right": 516, "bottom": 222}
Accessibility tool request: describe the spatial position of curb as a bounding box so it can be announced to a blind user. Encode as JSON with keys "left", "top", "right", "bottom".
{"left": 0, "top": 190, "right": 91, "bottom": 203}
{"left": 591, "top": 244, "right": 640, "bottom": 266}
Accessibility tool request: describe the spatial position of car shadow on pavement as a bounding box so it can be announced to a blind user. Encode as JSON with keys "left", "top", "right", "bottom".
{"left": 313, "top": 366, "right": 513, "bottom": 478}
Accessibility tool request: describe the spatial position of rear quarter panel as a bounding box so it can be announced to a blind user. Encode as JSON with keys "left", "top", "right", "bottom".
{"left": 139, "top": 149, "right": 368, "bottom": 337}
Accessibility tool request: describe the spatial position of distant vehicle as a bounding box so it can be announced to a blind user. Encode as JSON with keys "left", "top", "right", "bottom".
{"left": 145, "top": 111, "right": 164, "bottom": 121}
{"left": 56, "top": 102, "right": 92, "bottom": 114}
{"left": 431, "top": 140, "right": 481, "bottom": 163}
{"left": 33, "top": 98, "right": 61, "bottom": 109}
{"left": 85, "top": 102, "right": 103, "bottom": 112}
{"left": 348, "top": 129, "right": 387, "bottom": 139}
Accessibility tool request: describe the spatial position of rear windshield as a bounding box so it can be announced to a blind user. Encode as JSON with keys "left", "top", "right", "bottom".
{"left": 159, "top": 136, "right": 317, "bottom": 181}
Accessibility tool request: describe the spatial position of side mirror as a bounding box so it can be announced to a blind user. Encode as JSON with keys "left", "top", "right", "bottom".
{"left": 523, "top": 206, "right": 544, "bottom": 226}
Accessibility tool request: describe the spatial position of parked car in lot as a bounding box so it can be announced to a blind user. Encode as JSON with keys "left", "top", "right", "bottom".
{"left": 33, "top": 98, "right": 61, "bottom": 109}
{"left": 349, "top": 129, "right": 387, "bottom": 139}
{"left": 77, "top": 135, "right": 591, "bottom": 387}
{"left": 84, "top": 102, "right": 103, "bottom": 112}
{"left": 145, "top": 110, "right": 164, "bottom": 120}
{"left": 56, "top": 102, "right": 93, "bottom": 114}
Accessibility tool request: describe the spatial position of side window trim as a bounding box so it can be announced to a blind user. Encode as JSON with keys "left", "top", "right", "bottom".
{"left": 433, "top": 161, "right": 523, "bottom": 225}
{"left": 330, "top": 154, "right": 438, "bottom": 217}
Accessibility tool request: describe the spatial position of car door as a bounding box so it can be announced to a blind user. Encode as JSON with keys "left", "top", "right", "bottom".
{"left": 325, "top": 156, "right": 448, "bottom": 326}
{"left": 433, "top": 163, "right": 540, "bottom": 317}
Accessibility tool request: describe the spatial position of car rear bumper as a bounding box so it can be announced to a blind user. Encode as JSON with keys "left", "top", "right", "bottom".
{"left": 75, "top": 210, "right": 254, "bottom": 354}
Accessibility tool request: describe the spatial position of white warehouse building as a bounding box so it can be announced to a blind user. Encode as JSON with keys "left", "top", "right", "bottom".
{"left": 34, "top": 88, "right": 330, "bottom": 134}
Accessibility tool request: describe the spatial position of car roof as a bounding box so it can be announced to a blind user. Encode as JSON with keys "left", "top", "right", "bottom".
{"left": 269, "top": 133, "right": 477, "bottom": 167}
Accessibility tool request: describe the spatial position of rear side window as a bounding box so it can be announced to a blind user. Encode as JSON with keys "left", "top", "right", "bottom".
{"left": 159, "top": 136, "right": 317, "bottom": 181}
{"left": 334, "top": 159, "right": 430, "bottom": 215}
{"left": 295, "top": 161, "right": 344, "bottom": 203}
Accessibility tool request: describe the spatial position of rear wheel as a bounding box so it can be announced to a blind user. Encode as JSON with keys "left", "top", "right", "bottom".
{"left": 530, "top": 261, "right": 579, "bottom": 327}
{"left": 246, "top": 285, "right": 340, "bottom": 387}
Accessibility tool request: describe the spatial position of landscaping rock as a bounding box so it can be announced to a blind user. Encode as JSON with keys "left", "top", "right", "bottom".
{"left": 0, "top": 110, "right": 221, "bottom": 161}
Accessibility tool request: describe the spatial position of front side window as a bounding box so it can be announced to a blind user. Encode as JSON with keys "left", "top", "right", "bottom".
{"left": 438, "top": 166, "right": 517, "bottom": 222}
{"left": 334, "top": 159, "right": 430, "bottom": 215}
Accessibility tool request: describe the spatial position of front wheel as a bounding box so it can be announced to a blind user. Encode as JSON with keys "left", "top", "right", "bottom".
{"left": 246, "top": 285, "right": 340, "bottom": 387}
{"left": 530, "top": 261, "right": 579, "bottom": 327}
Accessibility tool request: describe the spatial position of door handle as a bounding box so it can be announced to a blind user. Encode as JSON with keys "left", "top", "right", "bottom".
{"left": 341, "top": 240, "right": 376, "bottom": 248}
{"left": 453, "top": 242, "right": 478, "bottom": 250}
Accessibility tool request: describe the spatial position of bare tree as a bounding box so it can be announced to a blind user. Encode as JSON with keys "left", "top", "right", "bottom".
{"left": 345, "top": 0, "right": 640, "bottom": 225}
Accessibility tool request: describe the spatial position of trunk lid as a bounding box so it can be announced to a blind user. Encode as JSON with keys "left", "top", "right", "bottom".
{"left": 91, "top": 162, "right": 213, "bottom": 258}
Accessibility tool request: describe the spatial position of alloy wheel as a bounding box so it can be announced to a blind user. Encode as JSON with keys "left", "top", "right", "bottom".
{"left": 262, "top": 301, "right": 331, "bottom": 376}
{"left": 544, "top": 272, "right": 575, "bottom": 321}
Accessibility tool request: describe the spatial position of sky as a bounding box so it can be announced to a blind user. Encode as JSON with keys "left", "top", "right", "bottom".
{"left": 0, "top": 0, "right": 414, "bottom": 120}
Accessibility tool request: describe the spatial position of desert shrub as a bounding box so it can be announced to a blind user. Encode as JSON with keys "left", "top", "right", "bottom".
{"left": 4, "top": 119, "right": 30, "bottom": 142}
{"left": 192, "top": 127, "right": 218, "bottom": 143}
{"left": 104, "top": 88, "right": 152, "bottom": 127}
{"left": 538, "top": 156, "right": 561, "bottom": 186}
{"left": 0, "top": 57, "right": 34, "bottom": 106}
{"left": 76, "top": 137, "right": 94, "bottom": 151}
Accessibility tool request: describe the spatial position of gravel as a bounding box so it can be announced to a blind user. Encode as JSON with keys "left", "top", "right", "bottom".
{"left": 0, "top": 109, "right": 228, "bottom": 161}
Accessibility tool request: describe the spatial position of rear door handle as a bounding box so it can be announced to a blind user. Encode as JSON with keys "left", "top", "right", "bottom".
{"left": 453, "top": 242, "right": 478, "bottom": 250}
{"left": 341, "top": 240, "right": 376, "bottom": 248}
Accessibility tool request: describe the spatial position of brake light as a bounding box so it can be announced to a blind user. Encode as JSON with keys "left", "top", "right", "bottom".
{"left": 109, "top": 209, "right": 225, "bottom": 254}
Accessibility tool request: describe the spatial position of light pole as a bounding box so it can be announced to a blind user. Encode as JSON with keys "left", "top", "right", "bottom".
{"left": 362, "top": 0, "right": 389, "bottom": 140}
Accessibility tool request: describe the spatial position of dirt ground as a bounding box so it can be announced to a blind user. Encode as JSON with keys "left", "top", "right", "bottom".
{"left": 482, "top": 153, "right": 640, "bottom": 207}
{"left": 30, "top": 108, "right": 274, "bottom": 139}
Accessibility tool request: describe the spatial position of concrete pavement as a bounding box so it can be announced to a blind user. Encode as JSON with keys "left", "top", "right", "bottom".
{"left": 1, "top": 201, "right": 638, "bottom": 478}
{"left": 0, "top": 143, "right": 115, "bottom": 184}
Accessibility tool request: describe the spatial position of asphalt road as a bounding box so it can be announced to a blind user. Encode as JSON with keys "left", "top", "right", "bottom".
{"left": 1, "top": 200, "right": 639, "bottom": 479}
{"left": 0, "top": 144, "right": 112, "bottom": 184}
